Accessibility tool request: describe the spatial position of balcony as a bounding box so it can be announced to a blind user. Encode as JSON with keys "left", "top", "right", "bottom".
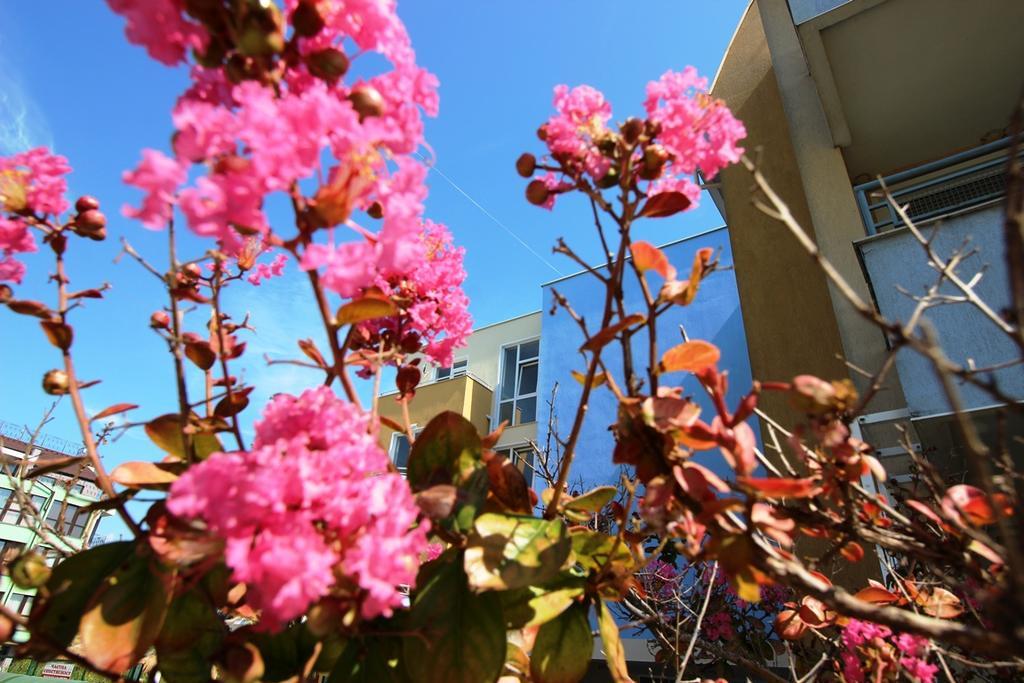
{"left": 377, "top": 373, "right": 494, "bottom": 450}
{"left": 853, "top": 139, "right": 1024, "bottom": 418}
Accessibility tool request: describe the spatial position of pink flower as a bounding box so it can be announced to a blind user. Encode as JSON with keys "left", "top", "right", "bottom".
{"left": 106, "top": 0, "right": 207, "bottom": 66}
{"left": 644, "top": 68, "right": 746, "bottom": 181}
{"left": 0, "top": 148, "right": 72, "bottom": 215}
{"left": 0, "top": 216, "right": 35, "bottom": 282}
{"left": 122, "top": 149, "right": 186, "bottom": 229}
{"left": 178, "top": 169, "right": 268, "bottom": 255}
{"left": 168, "top": 387, "right": 428, "bottom": 628}
{"left": 544, "top": 84, "right": 613, "bottom": 180}
{"left": 247, "top": 253, "right": 288, "bottom": 286}
{"left": 704, "top": 612, "right": 734, "bottom": 641}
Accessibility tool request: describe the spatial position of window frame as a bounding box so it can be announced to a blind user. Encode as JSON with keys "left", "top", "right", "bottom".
{"left": 496, "top": 338, "right": 540, "bottom": 427}
{"left": 434, "top": 358, "right": 468, "bottom": 382}
{"left": 493, "top": 443, "right": 537, "bottom": 487}
{"left": 388, "top": 426, "right": 421, "bottom": 474}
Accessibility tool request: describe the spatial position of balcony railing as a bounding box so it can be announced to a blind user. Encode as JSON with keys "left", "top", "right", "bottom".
{"left": 853, "top": 137, "right": 1020, "bottom": 236}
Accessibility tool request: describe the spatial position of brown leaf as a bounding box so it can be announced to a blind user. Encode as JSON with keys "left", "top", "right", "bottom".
{"left": 336, "top": 294, "right": 397, "bottom": 325}
{"left": 297, "top": 338, "right": 327, "bottom": 368}
{"left": 839, "top": 541, "right": 865, "bottom": 563}
{"left": 214, "top": 389, "right": 251, "bottom": 419}
{"left": 8, "top": 299, "right": 52, "bottom": 317}
{"left": 775, "top": 609, "right": 807, "bottom": 640}
{"left": 630, "top": 241, "right": 674, "bottom": 279}
{"left": 661, "top": 340, "right": 720, "bottom": 373}
{"left": 570, "top": 369, "right": 607, "bottom": 389}
{"left": 481, "top": 421, "right": 508, "bottom": 450}
{"left": 185, "top": 340, "right": 216, "bottom": 371}
{"left": 68, "top": 288, "right": 106, "bottom": 300}
{"left": 415, "top": 485, "right": 458, "bottom": 519}
{"left": 486, "top": 455, "right": 533, "bottom": 514}
{"left": 916, "top": 587, "right": 964, "bottom": 619}
{"left": 40, "top": 321, "right": 74, "bottom": 350}
{"left": 638, "top": 190, "right": 691, "bottom": 218}
{"left": 92, "top": 403, "right": 139, "bottom": 422}
{"left": 396, "top": 365, "right": 421, "bottom": 399}
{"left": 110, "top": 461, "right": 184, "bottom": 489}
{"left": 581, "top": 314, "right": 646, "bottom": 353}
{"left": 853, "top": 585, "right": 900, "bottom": 605}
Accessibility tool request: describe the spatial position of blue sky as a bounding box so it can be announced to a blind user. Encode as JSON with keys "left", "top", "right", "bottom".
{"left": 0, "top": 1, "right": 748, "bottom": 538}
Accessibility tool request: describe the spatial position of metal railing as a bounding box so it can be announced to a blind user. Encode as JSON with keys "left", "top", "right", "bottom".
{"left": 0, "top": 421, "right": 85, "bottom": 457}
{"left": 853, "top": 136, "right": 1019, "bottom": 236}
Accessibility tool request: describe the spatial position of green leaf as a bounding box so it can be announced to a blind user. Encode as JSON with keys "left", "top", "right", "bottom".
{"left": 569, "top": 530, "right": 634, "bottom": 574}
{"left": 27, "top": 541, "right": 135, "bottom": 653}
{"left": 248, "top": 623, "right": 321, "bottom": 682}
{"left": 405, "top": 553, "right": 505, "bottom": 683}
{"left": 155, "top": 588, "right": 227, "bottom": 683}
{"left": 453, "top": 467, "right": 490, "bottom": 533}
{"left": 500, "top": 574, "right": 586, "bottom": 629}
{"left": 79, "top": 546, "right": 175, "bottom": 674}
{"left": 530, "top": 603, "right": 593, "bottom": 683}
{"left": 329, "top": 636, "right": 408, "bottom": 683}
{"left": 145, "top": 414, "right": 222, "bottom": 460}
{"left": 564, "top": 486, "right": 617, "bottom": 514}
{"left": 596, "top": 601, "right": 633, "bottom": 683}
{"left": 464, "top": 513, "right": 572, "bottom": 591}
{"left": 406, "top": 412, "right": 483, "bottom": 491}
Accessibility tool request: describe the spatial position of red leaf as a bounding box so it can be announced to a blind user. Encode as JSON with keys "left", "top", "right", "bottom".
{"left": 630, "top": 241, "right": 675, "bottom": 279}
{"left": 92, "top": 403, "right": 140, "bottom": 422}
{"left": 941, "top": 484, "right": 1009, "bottom": 526}
{"left": 853, "top": 586, "right": 900, "bottom": 605}
{"left": 638, "top": 191, "right": 692, "bottom": 218}
{"left": 839, "top": 541, "right": 865, "bottom": 563}
{"left": 738, "top": 477, "right": 820, "bottom": 499}
{"left": 580, "top": 314, "right": 646, "bottom": 352}
{"left": 661, "top": 340, "right": 719, "bottom": 373}
{"left": 775, "top": 609, "right": 807, "bottom": 640}
{"left": 184, "top": 340, "right": 216, "bottom": 370}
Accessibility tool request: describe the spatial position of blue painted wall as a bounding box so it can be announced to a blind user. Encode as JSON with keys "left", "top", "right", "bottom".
{"left": 536, "top": 226, "right": 758, "bottom": 490}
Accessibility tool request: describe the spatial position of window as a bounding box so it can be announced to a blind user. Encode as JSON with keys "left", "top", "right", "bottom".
{"left": 7, "top": 593, "right": 33, "bottom": 616}
{"left": 0, "top": 491, "right": 47, "bottom": 526}
{"left": 37, "top": 476, "right": 56, "bottom": 488}
{"left": 45, "top": 502, "right": 88, "bottom": 539}
{"left": 435, "top": 359, "right": 468, "bottom": 381}
{"left": 494, "top": 445, "right": 536, "bottom": 487}
{"left": 389, "top": 428, "right": 421, "bottom": 474}
{"left": 0, "top": 541, "right": 24, "bottom": 566}
{"left": 498, "top": 340, "right": 539, "bottom": 425}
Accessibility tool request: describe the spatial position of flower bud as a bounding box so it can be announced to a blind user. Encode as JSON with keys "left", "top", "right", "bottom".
{"left": 238, "top": 24, "right": 285, "bottom": 57}
{"left": 347, "top": 85, "right": 385, "bottom": 121}
{"left": 366, "top": 201, "right": 384, "bottom": 219}
{"left": 75, "top": 210, "right": 107, "bottom": 241}
{"left": 10, "top": 551, "right": 50, "bottom": 589}
{"left": 596, "top": 133, "right": 618, "bottom": 156}
{"left": 0, "top": 285, "right": 11, "bottom": 304}
{"left": 640, "top": 144, "right": 670, "bottom": 180}
{"left": 536, "top": 124, "right": 549, "bottom": 142}
{"left": 526, "top": 180, "right": 550, "bottom": 206}
{"left": 43, "top": 369, "right": 70, "bottom": 395}
{"left": 307, "top": 48, "right": 350, "bottom": 84}
{"left": 515, "top": 153, "right": 536, "bottom": 178}
{"left": 620, "top": 117, "right": 644, "bottom": 145}
{"left": 194, "top": 39, "right": 227, "bottom": 68}
{"left": 292, "top": 0, "right": 325, "bottom": 37}
{"left": 75, "top": 195, "right": 100, "bottom": 213}
{"left": 150, "top": 311, "right": 171, "bottom": 329}
{"left": 596, "top": 166, "right": 620, "bottom": 189}
{"left": 182, "top": 263, "right": 203, "bottom": 280}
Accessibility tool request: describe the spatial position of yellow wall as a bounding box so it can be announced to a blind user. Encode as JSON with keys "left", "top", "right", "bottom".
{"left": 377, "top": 374, "right": 494, "bottom": 452}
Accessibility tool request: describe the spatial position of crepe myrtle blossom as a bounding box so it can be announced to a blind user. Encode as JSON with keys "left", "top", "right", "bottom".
{"left": 167, "top": 386, "right": 429, "bottom": 628}
{"left": 532, "top": 67, "right": 745, "bottom": 210}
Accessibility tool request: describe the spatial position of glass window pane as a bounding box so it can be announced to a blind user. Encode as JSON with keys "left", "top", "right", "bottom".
{"left": 435, "top": 367, "right": 451, "bottom": 380}
{"left": 2, "top": 502, "right": 20, "bottom": 525}
{"left": 498, "top": 401, "right": 515, "bottom": 425}
{"left": 516, "top": 396, "right": 537, "bottom": 425}
{"left": 392, "top": 435, "right": 411, "bottom": 471}
{"left": 519, "top": 340, "right": 539, "bottom": 360}
{"left": 452, "top": 359, "right": 468, "bottom": 376}
{"left": 517, "top": 362, "right": 538, "bottom": 396}
{"left": 500, "top": 347, "right": 518, "bottom": 400}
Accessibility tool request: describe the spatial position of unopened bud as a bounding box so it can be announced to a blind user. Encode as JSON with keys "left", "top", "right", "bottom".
{"left": 515, "top": 153, "right": 536, "bottom": 178}
{"left": 75, "top": 196, "right": 100, "bottom": 213}
{"left": 640, "top": 144, "right": 670, "bottom": 180}
{"left": 307, "top": 48, "right": 350, "bottom": 84}
{"left": 238, "top": 20, "right": 284, "bottom": 57}
{"left": 194, "top": 39, "right": 227, "bottom": 68}
{"left": 150, "top": 311, "right": 171, "bottom": 329}
{"left": 42, "top": 370, "right": 70, "bottom": 396}
{"left": 526, "top": 180, "right": 550, "bottom": 206}
{"left": 596, "top": 166, "right": 620, "bottom": 189}
{"left": 366, "top": 201, "right": 384, "bottom": 219}
{"left": 347, "top": 85, "right": 385, "bottom": 121}
{"left": 10, "top": 551, "right": 50, "bottom": 589}
{"left": 536, "top": 125, "right": 549, "bottom": 142}
{"left": 596, "top": 133, "right": 618, "bottom": 156}
{"left": 75, "top": 210, "right": 107, "bottom": 240}
{"left": 0, "top": 285, "right": 11, "bottom": 304}
{"left": 620, "top": 117, "right": 644, "bottom": 145}
{"left": 181, "top": 263, "right": 203, "bottom": 280}
{"left": 292, "top": 0, "right": 326, "bottom": 38}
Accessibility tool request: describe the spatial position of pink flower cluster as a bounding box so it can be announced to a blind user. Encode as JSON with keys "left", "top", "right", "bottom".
{"left": 105, "top": 0, "right": 207, "bottom": 66}
{"left": 535, "top": 68, "right": 745, "bottom": 210}
{"left": 167, "top": 386, "right": 429, "bottom": 628}
{"left": 0, "top": 148, "right": 72, "bottom": 282}
{"left": 840, "top": 619, "right": 937, "bottom": 683}
{"left": 704, "top": 611, "right": 735, "bottom": 641}
{"left": 247, "top": 252, "right": 288, "bottom": 286}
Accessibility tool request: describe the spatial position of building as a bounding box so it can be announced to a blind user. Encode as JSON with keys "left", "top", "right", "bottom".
{"left": 0, "top": 422, "right": 107, "bottom": 665}
{"left": 377, "top": 311, "right": 543, "bottom": 482}
{"left": 709, "top": 0, "right": 1024, "bottom": 483}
